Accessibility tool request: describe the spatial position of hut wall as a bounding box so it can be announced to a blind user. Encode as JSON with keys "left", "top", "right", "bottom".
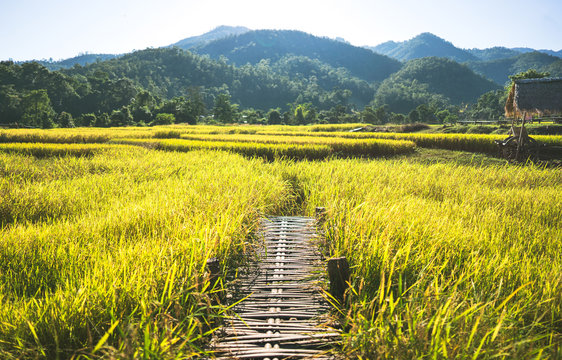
{"left": 510, "top": 79, "right": 562, "bottom": 118}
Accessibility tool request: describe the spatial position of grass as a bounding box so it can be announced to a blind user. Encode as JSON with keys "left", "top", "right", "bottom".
{"left": 0, "top": 126, "right": 560, "bottom": 359}
{"left": 111, "top": 136, "right": 416, "bottom": 160}
{"left": 0, "top": 143, "right": 133, "bottom": 158}
{"left": 0, "top": 147, "right": 290, "bottom": 358}
{"left": 280, "top": 158, "right": 562, "bottom": 358}
{"left": 2, "top": 125, "right": 560, "bottom": 157}
{"left": 256, "top": 130, "right": 562, "bottom": 155}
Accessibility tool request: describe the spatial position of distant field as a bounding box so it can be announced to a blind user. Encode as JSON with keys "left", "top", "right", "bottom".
{"left": 0, "top": 125, "right": 560, "bottom": 359}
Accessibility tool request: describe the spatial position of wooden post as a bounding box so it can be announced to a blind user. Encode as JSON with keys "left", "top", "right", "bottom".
{"left": 315, "top": 207, "right": 327, "bottom": 226}
{"left": 206, "top": 257, "right": 220, "bottom": 290}
{"left": 515, "top": 112, "right": 526, "bottom": 161}
{"left": 327, "top": 257, "right": 349, "bottom": 301}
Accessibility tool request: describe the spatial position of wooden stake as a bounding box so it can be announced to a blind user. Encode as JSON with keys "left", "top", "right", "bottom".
{"left": 315, "top": 207, "right": 327, "bottom": 225}
{"left": 515, "top": 112, "right": 526, "bottom": 161}
{"left": 327, "top": 257, "right": 349, "bottom": 301}
{"left": 206, "top": 257, "right": 220, "bottom": 290}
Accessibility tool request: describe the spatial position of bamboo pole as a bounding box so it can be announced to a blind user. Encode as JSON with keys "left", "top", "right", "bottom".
{"left": 515, "top": 112, "right": 527, "bottom": 161}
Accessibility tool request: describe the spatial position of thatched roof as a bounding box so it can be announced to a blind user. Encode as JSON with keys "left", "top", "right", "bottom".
{"left": 505, "top": 77, "right": 562, "bottom": 118}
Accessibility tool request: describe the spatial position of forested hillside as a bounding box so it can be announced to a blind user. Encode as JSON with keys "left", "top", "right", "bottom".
{"left": 193, "top": 30, "right": 402, "bottom": 82}
{"left": 171, "top": 25, "right": 250, "bottom": 49}
{"left": 1, "top": 28, "right": 555, "bottom": 128}
{"left": 466, "top": 52, "right": 562, "bottom": 85}
{"left": 20, "top": 54, "right": 120, "bottom": 71}
{"left": 466, "top": 47, "right": 521, "bottom": 61}
{"left": 374, "top": 57, "right": 500, "bottom": 113}
{"left": 370, "top": 33, "right": 478, "bottom": 63}
{"left": 370, "top": 32, "right": 562, "bottom": 85}
{"left": 0, "top": 47, "right": 378, "bottom": 127}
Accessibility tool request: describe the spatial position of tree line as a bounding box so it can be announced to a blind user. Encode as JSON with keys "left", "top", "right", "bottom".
{"left": 0, "top": 47, "right": 546, "bottom": 128}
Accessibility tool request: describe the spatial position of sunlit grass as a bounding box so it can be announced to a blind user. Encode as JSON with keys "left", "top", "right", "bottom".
{"left": 276, "top": 159, "right": 562, "bottom": 358}
{"left": 0, "top": 147, "right": 290, "bottom": 358}
{"left": 112, "top": 136, "right": 415, "bottom": 160}
{"left": 0, "top": 126, "right": 560, "bottom": 359}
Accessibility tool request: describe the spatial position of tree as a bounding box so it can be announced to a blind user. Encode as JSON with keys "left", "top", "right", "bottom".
{"left": 508, "top": 69, "right": 550, "bottom": 82}
{"left": 294, "top": 107, "right": 305, "bottom": 125}
{"left": 21, "top": 89, "right": 55, "bottom": 128}
{"left": 213, "top": 93, "right": 234, "bottom": 123}
{"left": 95, "top": 113, "right": 110, "bottom": 127}
{"left": 56, "top": 111, "right": 75, "bottom": 127}
{"left": 184, "top": 87, "right": 206, "bottom": 124}
{"left": 415, "top": 104, "right": 435, "bottom": 123}
{"left": 0, "top": 85, "right": 22, "bottom": 123}
{"left": 109, "top": 106, "right": 133, "bottom": 127}
{"left": 267, "top": 109, "right": 282, "bottom": 124}
{"left": 132, "top": 106, "right": 153, "bottom": 124}
{"left": 470, "top": 90, "right": 505, "bottom": 120}
{"left": 374, "top": 106, "right": 388, "bottom": 124}
{"left": 80, "top": 113, "right": 97, "bottom": 127}
{"left": 152, "top": 113, "right": 175, "bottom": 125}
{"left": 360, "top": 106, "right": 377, "bottom": 124}
{"left": 436, "top": 109, "right": 450, "bottom": 123}
{"left": 408, "top": 109, "right": 420, "bottom": 123}
{"left": 305, "top": 107, "right": 317, "bottom": 123}
{"left": 134, "top": 90, "right": 156, "bottom": 108}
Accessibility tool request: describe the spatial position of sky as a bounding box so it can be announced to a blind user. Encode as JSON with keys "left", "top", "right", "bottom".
{"left": 1, "top": 0, "right": 561, "bottom": 61}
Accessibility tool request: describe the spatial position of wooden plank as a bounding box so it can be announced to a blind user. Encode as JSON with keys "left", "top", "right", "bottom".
{"left": 212, "top": 216, "right": 341, "bottom": 358}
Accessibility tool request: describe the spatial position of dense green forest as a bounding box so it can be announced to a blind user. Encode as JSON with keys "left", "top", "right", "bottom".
{"left": 371, "top": 32, "right": 562, "bottom": 85}
{"left": 191, "top": 30, "right": 402, "bottom": 82}
{"left": 370, "top": 33, "right": 479, "bottom": 63}
{"left": 374, "top": 57, "right": 500, "bottom": 113}
{"left": 0, "top": 29, "right": 556, "bottom": 128}
{"left": 0, "top": 47, "right": 373, "bottom": 127}
{"left": 466, "top": 52, "right": 562, "bottom": 84}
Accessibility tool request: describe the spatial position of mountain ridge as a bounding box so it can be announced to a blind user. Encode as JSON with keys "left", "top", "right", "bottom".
{"left": 369, "top": 32, "right": 562, "bottom": 62}
{"left": 369, "top": 33, "right": 479, "bottom": 63}
{"left": 14, "top": 27, "right": 562, "bottom": 75}
{"left": 190, "top": 29, "right": 402, "bottom": 82}
{"left": 171, "top": 25, "right": 251, "bottom": 49}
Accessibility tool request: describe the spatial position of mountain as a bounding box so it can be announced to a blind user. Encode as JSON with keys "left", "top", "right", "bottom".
{"left": 466, "top": 47, "right": 521, "bottom": 61}
{"left": 466, "top": 51, "right": 562, "bottom": 85}
{"left": 60, "top": 47, "right": 378, "bottom": 111}
{"left": 511, "top": 47, "right": 537, "bottom": 54}
{"left": 269, "top": 55, "right": 375, "bottom": 106}
{"left": 191, "top": 30, "right": 402, "bottom": 82}
{"left": 509, "top": 47, "right": 562, "bottom": 58}
{"left": 370, "top": 33, "right": 478, "bottom": 63}
{"left": 369, "top": 33, "right": 561, "bottom": 64}
{"left": 171, "top": 25, "right": 250, "bottom": 49}
{"left": 18, "top": 54, "right": 120, "bottom": 71}
{"left": 374, "top": 57, "right": 500, "bottom": 113}
{"left": 537, "top": 49, "right": 562, "bottom": 58}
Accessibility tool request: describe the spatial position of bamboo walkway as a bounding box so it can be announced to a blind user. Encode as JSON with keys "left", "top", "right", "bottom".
{"left": 211, "top": 216, "right": 340, "bottom": 359}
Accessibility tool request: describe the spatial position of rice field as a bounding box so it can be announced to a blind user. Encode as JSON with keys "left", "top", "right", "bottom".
{"left": 3, "top": 125, "right": 561, "bottom": 155}
{"left": 0, "top": 125, "right": 560, "bottom": 359}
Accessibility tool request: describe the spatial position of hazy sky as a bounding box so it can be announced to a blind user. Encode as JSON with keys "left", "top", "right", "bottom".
{"left": 1, "top": 0, "right": 561, "bottom": 61}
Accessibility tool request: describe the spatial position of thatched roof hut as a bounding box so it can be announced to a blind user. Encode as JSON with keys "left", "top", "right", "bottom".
{"left": 505, "top": 77, "right": 562, "bottom": 118}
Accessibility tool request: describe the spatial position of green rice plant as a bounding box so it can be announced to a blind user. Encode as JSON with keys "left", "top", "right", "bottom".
{"left": 308, "top": 123, "right": 368, "bottom": 132}
{"left": 157, "top": 139, "right": 333, "bottom": 160}
{"left": 272, "top": 159, "right": 562, "bottom": 359}
{"left": 1, "top": 126, "right": 561, "bottom": 359}
{"left": 0, "top": 143, "right": 133, "bottom": 158}
{"left": 177, "top": 134, "right": 416, "bottom": 158}
{"left": 0, "top": 130, "right": 111, "bottom": 144}
{"left": 256, "top": 130, "right": 562, "bottom": 154}
{"left": 0, "top": 148, "right": 290, "bottom": 358}
{"left": 153, "top": 130, "right": 183, "bottom": 139}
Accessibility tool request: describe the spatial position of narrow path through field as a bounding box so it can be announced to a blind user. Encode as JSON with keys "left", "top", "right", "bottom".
{"left": 212, "top": 216, "right": 340, "bottom": 359}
